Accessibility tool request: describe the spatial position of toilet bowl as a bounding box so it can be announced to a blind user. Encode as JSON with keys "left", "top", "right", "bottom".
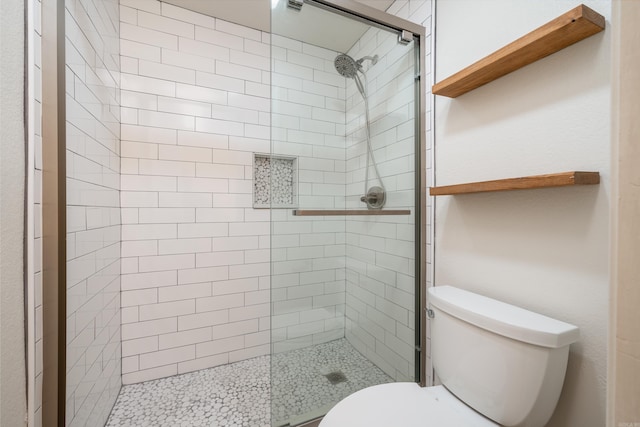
{"left": 321, "top": 383, "right": 498, "bottom": 427}
{"left": 320, "top": 286, "right": 579, "bottom": 427}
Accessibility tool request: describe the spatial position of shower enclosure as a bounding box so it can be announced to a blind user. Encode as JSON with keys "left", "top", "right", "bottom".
{"left": 269, "top": 1, "right": 426, "bottom": 425}
{"left": 39, "top": 0, "right": 425, "bottom": 425}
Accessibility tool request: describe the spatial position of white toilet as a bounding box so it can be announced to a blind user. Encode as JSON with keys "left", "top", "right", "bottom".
{"left": 320, "top": 286, "right": 579, "bottom": 427}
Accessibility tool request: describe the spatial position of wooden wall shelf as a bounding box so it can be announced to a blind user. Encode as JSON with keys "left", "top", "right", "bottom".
{"left": 432, "top": 4, "right": 605, "bottom": 98}
{"left": 429, "top": 171, "right": 600, "bottom": 196}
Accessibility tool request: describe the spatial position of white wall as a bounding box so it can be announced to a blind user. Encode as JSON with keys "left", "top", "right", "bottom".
{"left": 270, "top": 0, "right": 433, "bottom": 371}
{"left": 434, "top": 1, "right": 610, "bottom": 426}
{"left": 118, "top": 0, "right": 431, "bottom": 383}
{"left": 65, "top": 0, "right": 122, "bottom": 424}
{"left": 118, "top": 0, "right": 272, "bottom": 383}
{"left": 271, "top": 0, "right": 434, "bottom": 383}
{"left": 1, "top": 0, "right": 28, "bottom": 423}
{"left": 343, "top": 24, "right": 418, "bottom": 381}
{"left": 269, "top": 34, "right": 349, "bottom": 354}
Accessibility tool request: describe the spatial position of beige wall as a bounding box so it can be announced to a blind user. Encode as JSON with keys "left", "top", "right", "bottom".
{"left": 609, "top": 0, "right": 640, "bottom": 425}
{"left": 434, "top": 1, "right": 610, "bottom": 426}
{"left": 0, "top": 0, "right": 28, "bottom": 424}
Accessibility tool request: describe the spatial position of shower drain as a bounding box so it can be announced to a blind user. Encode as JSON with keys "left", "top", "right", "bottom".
{"left": 324, "top": 371, "right": 348, "bottom": 385}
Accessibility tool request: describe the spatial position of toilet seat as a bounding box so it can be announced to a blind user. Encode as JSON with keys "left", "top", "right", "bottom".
{"left": 320, "top": 383, "right": 499, "bottom": 427}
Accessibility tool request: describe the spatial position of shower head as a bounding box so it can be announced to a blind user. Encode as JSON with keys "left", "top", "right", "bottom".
{"left": 334, "top": 53, "right": 360, "bottom": 79}
{"left": 334, "top": 53, "right": 379, "bottom": 98}
{"left": 334, "top": 53, "right": 379, "bottom": 79}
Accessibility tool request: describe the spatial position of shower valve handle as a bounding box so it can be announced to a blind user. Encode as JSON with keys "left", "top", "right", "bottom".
{"left": 360, "top": 186, "right": 386, "bottom": 209}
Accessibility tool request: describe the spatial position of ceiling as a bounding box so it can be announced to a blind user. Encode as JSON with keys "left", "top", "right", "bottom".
{"left": 163, "top": 0, "right": 396, "bottom": 52}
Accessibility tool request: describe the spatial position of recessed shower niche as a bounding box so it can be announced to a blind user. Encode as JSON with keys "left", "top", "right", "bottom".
{"left": 253, "top": 153, "right": 298, "bottom": 208}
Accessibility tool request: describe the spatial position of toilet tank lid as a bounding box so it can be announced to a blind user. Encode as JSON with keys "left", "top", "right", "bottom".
{"left": 428, "top": 286, "right": 579, "bottom": 348}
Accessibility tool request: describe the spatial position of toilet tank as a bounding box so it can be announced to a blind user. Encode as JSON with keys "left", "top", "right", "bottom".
{"left": 428, "top": 286, "right": 579, "bottom": 427}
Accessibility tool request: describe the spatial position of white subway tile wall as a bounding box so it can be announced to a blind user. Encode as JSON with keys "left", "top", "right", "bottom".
{"left": 341, "top": 24, "right": 417, "bottom": 381}
{"left": 324, "top": 21, "right": 416, "bottom": 381}
{"left": 118, "top": 0, "right": 273, "bottom": 383}
{"left": 269, "top": 33, "right": 350, "bottom": 353}
{"left": 65, "top": 0, "right": 122, "bottom": 424}
{"left": 119, "top": 0, "right": 432, "bottom": 381}
{"left": 385, "top": 0, "right": 434, "bottom": 384}
{"left": 270, "top": 0, "right": 433, "bottom": 384}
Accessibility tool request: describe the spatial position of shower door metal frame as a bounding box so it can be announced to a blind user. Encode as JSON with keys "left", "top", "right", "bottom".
{"left": 41, "top": 0, "right": 67, "bottom": 425}
{"left": 287, "top": 0, "right": 429, "bottom": 387}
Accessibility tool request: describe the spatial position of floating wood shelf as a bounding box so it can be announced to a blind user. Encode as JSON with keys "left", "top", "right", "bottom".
{"left": 292, "top": 209, "right": 411, "bottom": 216}
{"left": 429, "top": 171, "right": 600, "bottom": 196}
{"left": 432, "top": 4, "right": 605, "bottom": 98}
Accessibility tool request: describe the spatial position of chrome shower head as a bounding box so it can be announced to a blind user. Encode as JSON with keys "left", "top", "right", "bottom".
{"left": 334, "top": 53, "right": 360, "bottom": 79}
{"left": 334, "top": 53, "right": 379, "bottom": 79}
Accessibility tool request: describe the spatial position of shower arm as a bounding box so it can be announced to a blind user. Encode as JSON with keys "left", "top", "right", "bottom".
{"left": 356, "top": 56, "right": 378, "bottom": 67}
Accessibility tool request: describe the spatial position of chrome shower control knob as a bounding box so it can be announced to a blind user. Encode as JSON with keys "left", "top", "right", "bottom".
{"left": 361, "top": 186, "right": 386, "bottom": 210}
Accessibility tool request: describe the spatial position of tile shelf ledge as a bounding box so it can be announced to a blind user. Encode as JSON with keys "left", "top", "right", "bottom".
{"left": 432, "top": 4, "right": 605, "bottom": 98}
{"left": 292, "top": 209, "right": 411, "bottom": 216}
{"left": 429, "top": 171, "right": 600, "bottom": 196}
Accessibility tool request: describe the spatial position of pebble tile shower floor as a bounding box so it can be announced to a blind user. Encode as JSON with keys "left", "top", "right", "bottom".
{"left": 106, "top": 339, "right": 392, "bottom": 426}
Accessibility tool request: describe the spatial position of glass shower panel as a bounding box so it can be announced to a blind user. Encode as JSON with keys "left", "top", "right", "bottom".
{"left": 270, "top": 1, "right": 418, "bottom": 425}
{"left": 65, "top": 0, "right": 122, "bottom": 424}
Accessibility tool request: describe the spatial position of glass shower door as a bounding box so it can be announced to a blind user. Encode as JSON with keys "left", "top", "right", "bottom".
{"left": 269, "top": 1, "right": 420, "bottom": 425}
